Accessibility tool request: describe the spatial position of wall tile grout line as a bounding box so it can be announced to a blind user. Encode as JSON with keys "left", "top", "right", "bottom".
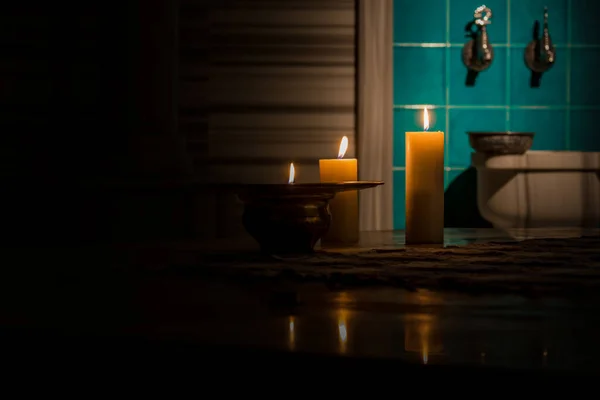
{"left": 393, "top": 42, "right": 600, "bottom": 49}
{"left": 505, "top": 0, "right": 511, "bottom": 132}
{"left": 394, "top": 105, "right": 600, "bottom": 110}
{"left": 393, "top": 43, "right": 448, "bottom": 47}
{"left": 565, "top": 0, "right": 572, "bottom": 150}
{"left": 444, "top": 0, "right": 451, "bottom": 185}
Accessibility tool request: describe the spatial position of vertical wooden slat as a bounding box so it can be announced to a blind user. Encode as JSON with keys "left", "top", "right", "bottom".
{"left": 357, "top": 0, "right": 393, "bottom": 231}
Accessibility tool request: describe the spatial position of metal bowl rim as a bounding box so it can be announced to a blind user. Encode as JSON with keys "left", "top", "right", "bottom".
{"left": 467, "top": 131, "right": 535, "bottom": 136}
{"left": 235, "top": 180, "right": 384, "bottom": 194}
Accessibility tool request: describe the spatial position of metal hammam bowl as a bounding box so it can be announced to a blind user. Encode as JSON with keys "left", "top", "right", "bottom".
{"left": 467, "top": 131, "right": 535, "bottom": 155}
{"left": 234, "top": 181, "right": 384, "bottom": 254}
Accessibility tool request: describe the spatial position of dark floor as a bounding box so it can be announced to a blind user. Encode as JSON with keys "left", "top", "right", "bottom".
{"left": 2, "top": 229, "right": 599, "bottom": 386}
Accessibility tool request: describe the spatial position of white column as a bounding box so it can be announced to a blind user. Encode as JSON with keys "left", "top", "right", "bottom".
{"left": 357, "top": 0, "right": 394, "bottom": 231}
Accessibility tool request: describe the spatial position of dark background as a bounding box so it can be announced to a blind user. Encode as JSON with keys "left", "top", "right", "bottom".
{"left": 0, "top": 0, "right": 499, "bottom": 247}
{"left": 2, "top": 1, "right": 194, "bottom": 245}
{"left": 1, "top": 0, "right": 360, "bottom": 246}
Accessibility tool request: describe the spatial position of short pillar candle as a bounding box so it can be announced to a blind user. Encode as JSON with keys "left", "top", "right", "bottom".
{"left": 319, "top": 136, "right": 359, "bottom": 245}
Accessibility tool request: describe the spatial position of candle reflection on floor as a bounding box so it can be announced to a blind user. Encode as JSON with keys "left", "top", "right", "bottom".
{"left": 404, "top": 290, "right": 444, "bottom": 364}
{"left": 337, "top": 309, "right": 348, "bottom": 354}
{"left": 288, "top": 316, "right": 295, "bottom": 351}
{"left": 335, "top": 291, "right": 353, "bottom": 354}
{"left": 404, "top": 314, "right": 443, "bottom": 364}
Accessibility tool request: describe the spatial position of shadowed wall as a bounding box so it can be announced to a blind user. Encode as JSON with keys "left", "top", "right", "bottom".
{"left": 1, "top": 0, "right": 357, "bottom": 244}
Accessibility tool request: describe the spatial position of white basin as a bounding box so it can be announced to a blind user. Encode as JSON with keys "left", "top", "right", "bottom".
{"left": 472, "top": 151, "right": 600, "bottom": 230}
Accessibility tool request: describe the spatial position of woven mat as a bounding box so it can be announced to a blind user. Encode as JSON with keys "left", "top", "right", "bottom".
{"left": 128, "top": 235, "right": 600, "bottom": 298}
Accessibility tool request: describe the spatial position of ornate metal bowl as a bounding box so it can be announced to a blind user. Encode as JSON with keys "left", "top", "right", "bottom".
{"left": 235, "top": 181, "right": 384, "bottom": 254}
{"left": 467, "top": 131, "right": 534, "bottom": 155}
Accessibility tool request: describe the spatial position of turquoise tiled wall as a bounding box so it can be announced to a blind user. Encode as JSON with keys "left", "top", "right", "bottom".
{"left": 392, "top": 0, "right": 600, "bottom": 229}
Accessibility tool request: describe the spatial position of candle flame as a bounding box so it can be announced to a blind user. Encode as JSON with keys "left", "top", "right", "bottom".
{"left": 423, "top": 108, "right": 430, "bottom": 131}
{"left": 337, "top": 136, "right": 348, "bottom": 159}
{"left": 288, "top": 163, "right": 295, "bottom": 184}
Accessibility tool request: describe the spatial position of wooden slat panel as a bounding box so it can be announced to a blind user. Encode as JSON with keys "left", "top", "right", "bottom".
{"left": 179, "top": 0, "right": 355, "bottom": 238}
{"left": 182, "top": 65, "right": 354, "bottom": 79}
{"left": 179, "top": 0, "right": 356, "bottom": 184}
{"left": 181, "top": 76, "right": 353, "bottom": 108}
{"left": 208, "top": 111, "right": 354, "bottom": 130}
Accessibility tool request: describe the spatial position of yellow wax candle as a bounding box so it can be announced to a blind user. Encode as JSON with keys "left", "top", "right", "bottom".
{"left": 319, "top": 136, "right": 358, "bottom": 245}
{"left": 405, "top": 108, "right": 445, "bottom": 245}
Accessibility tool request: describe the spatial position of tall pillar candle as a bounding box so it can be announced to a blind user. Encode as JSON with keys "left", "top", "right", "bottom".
{"left": 405, "top": 108, "right": 445, "bottom": 245}
{"left": 319, "top": 136, "right": 359, "bottom": 245}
